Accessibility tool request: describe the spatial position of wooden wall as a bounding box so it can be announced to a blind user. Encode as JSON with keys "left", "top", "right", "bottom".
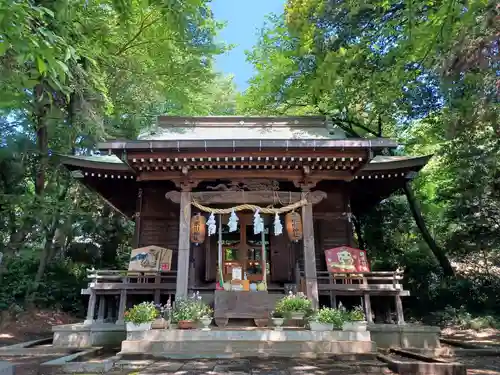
{"left": 137, "top": 187, "right": 180, "bottom": 270}
{"left": 135, "top": 183, "right": 353, "bottom": 279}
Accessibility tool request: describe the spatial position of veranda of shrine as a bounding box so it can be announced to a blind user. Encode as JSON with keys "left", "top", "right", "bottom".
{"left": 52, "top": 116, "right": 440, "bottom": 355}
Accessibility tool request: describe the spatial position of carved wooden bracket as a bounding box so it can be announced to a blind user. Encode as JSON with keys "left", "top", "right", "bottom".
{"left": 174, "top": 178, "right": 200, "bottom": 191}
{"left": 165, "top": 190, "right": 327, "bottom": 205}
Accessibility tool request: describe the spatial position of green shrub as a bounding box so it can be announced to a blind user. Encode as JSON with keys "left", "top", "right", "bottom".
{"left": 275, "top": 292, "right": 312, "bottom": 316}
{"left": 124, "top": 302, "right": 158, "bottom": 324}
{"left": 311, "top": 307, "right": 344, "bottom": 327}
{"left": 171, "top": 292, "right": 212, "bottom": 322}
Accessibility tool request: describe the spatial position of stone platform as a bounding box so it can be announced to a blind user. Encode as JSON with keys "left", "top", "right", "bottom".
{"left": 52, "top": 322, "right": 441, "bottom": 352}
{"left": 120, "top": 329, "right": 375, "bottom": 359}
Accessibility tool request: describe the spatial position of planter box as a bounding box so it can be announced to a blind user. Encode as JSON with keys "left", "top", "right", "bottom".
{"left": 126, "top": 322, "right": 152, "bottom": 332}
{"left": 290, "top": 312, "right": 305, "bottom": 320}
{"left": 342, "top": 321, "right": 367, "bottom": 332}
{"left": 310, "top": 322, "right": 334, "bottom": 331}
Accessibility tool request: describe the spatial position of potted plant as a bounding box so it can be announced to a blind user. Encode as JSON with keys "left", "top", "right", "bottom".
{"left": 171, "top": 291, "right": 210, "bottom": 329}
{"left": 270, "top": 310, "right": 284, "bottom": 331}
{"left": 274, "top": 292, "right": 312, "bottom": 320}
{"left": 200, "top": 305, "right": 214, "bottom": 331}
{"left": 124, "top": 302, "right": 158, "bottom": 331}
{"left": 309, "top": 307, "right": 344, "bottom": 331}
{"left": 152, "top": 299, "right": 172, "bottom": 329}
{"left": 342, "top": 305, "right": 367, "bottom": 332}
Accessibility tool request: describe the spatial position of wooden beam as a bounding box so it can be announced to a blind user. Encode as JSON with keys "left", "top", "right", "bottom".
{"left": 165, "top": 190, "right": 327, "bottom": 205}
{"left": 137, "top": 170, "right": 353, "bottom": 182}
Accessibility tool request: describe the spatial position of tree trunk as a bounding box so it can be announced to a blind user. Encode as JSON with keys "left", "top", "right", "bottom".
{"left": 403, "top": 182, "right": 455, "bottom": 277}
{"left": 25, "top": 181, "right": 70, "bottom": 306}
{"left": 352, "top": 215, "right": 366, "bottom": 250}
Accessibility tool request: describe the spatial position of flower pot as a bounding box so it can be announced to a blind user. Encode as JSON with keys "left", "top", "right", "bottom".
{"left": 200, "top": 317, "right": 212, "bottom": 331}
{"left": 290, "top": 312, "right": 305, "bottom": 320}
{"left": 310, "top": 322, "right": 334, "bottom": 331}
{"left": 272, "top": 318, "right": 284, "bottom": 331}
{"left": 151, "top": 318, "right": 166, "bottom": 329}
{"left": 126, "top": 322, "right": 152, "bottom": 332}
{"left": 342, "top": 321, "right": 367, "bottom": 332}
{"left": 178, "top": 320, "right": 196, "bottom": 329}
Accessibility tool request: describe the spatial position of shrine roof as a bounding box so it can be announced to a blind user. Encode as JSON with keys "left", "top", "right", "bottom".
{"left": 95, "top": 116, "right": 398, "bottom": 150}
{"left": 59, "top": 152, "right": 430, "bottom": 174}
{"left": 139, "top": 116, "right": 347, "bottom": 140}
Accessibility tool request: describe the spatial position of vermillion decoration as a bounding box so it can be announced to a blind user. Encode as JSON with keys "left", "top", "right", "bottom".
{"left": 190, "top": 214, "right": 206, "bottom": 244}
{"left": 285, "top": 211, "right": 303, "bottom": 242}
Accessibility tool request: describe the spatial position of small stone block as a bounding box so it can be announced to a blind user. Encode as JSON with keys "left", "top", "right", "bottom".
{"left": 0, "top": 362, "right": 12, "bottom": 375}
{"left": 114, "top": 359, "right": 156, "bottom": 370}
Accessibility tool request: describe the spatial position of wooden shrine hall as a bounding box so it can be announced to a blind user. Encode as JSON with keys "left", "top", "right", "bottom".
{"left": 60, "top": 115, "right": 431, "bottom": 327}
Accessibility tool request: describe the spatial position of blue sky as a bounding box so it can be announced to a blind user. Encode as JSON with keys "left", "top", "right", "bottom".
{"left": 210, "top": 0, "right": 285, "bottom": 92}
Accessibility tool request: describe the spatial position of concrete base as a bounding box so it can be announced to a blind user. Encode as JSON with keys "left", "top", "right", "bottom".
{"left": 368, "top": 323, "right": 440, "bottom": 349}
{"left": 120, "top": 329, "right": 375, "bottom": 359}
{"left": 39, "top": 348, "right": 119, "bottom": 374}
{"left": 52, "top": 323, "right": 126, "bottom": 348}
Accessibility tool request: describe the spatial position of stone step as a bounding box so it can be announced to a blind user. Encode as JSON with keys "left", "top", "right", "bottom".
{"left": 112, "top": 358, "right": 391, "bottom": 375}
{"left": 120, "top": 339, "right": 376, "bottom": 359}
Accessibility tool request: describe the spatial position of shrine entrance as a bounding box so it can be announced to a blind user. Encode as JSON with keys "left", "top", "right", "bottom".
{"left": 218, "top": 213, "right": 271, "bottom": 289}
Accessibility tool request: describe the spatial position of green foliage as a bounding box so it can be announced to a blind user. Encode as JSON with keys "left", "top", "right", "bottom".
{"left": 0, "top": 255, "right": 87, "bottom": 314}
{"left": 430, "top": 306, "right": 500, "bottom": 330}
{"left": 347, "top": 306, "right": 365, "bottom": 322}
{"left": 275, "top": 292, "right": 312, "bottom": 315}
{"left": 171, "top": 292, "right": 212, "bottom": 322}
{"left": 311, "top": 307, "right": 344, "bottom": 327}
{"left": 124, "top": 302, "right": 158, "bottom": 324}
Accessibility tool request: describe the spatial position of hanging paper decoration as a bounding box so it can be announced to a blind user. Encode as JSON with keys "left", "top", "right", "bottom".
{"left": 190, "top": 214, "right": 206, "bottom": 245}
{"left": 285, "top": 211, "right": 303, "bottom": 242}
{"left": 227, "top": 209, "right": 239, "bottom": 232}
{"left": 207, "top": 213, "right": 216, "bottom": 236}
{"left": 273, "top": 213, "right": 283, "bottom": 236}
{"left": 253, "top": 209, "right": 264, "bottom": 234}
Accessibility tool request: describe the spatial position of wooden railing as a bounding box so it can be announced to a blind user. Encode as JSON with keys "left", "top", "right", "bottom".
{"left": 297, "top": 270, "right": 408, "bottom": 296}
{"left": 82, "top": 269, "right": 178, "bottom": 293}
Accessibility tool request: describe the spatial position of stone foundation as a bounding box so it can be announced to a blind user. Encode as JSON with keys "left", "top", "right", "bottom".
{"left": 52, "top": 323, "right": 126, "bottom": 348}
{"left": 368, "top": 324, "right": 440, "bottom": 348}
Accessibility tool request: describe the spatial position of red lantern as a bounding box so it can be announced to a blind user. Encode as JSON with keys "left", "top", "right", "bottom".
{"left": 190, "top": 214, "right": 206, "bottom": 244}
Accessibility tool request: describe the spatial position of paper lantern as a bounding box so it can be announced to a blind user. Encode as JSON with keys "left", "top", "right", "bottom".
{"left": 285, "top": 211, "right": 303, "bottom": 242}
{"left": 190, "top": 214, "right": 206, "bottom": 244}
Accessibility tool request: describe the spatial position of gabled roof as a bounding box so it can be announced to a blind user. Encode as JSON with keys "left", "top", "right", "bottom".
{"left": 140, "top": 115, "right": 347, "bottom": 140}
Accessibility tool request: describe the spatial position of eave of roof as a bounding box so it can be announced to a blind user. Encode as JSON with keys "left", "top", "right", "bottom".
{"left": 361, "top": 155, "right": 432, "bottom": 172}
{"left": 58, "top": 154, "right": 133, "bottom": 172}
{"left": 97, "top": 138, "right": 398, "bottom": 152}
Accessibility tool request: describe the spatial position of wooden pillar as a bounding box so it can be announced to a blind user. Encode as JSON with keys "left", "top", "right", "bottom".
{"left": 176, "top": 190, "right": 191, "bottom": 299}
{"left": 301, "top": 192, "right": 319, "bottom": 309}
{"left": 133, "top": 188, "right": 143, "bottom": 248}
{"left": 395, "top": 295, "right": 405, "bottom": 324}
{"left": 364, "top": 294, "right": 373, "bottom": 323}
{"left": 116, "top": 289, "right": 127, "bottom": 325}
{"left": 84, "top": 290, "right": 97, "bottom": 325}
{"left": 96, "top": 295, "right": 106, "bottom": 323}
{"left": 106, "top": 297, "right": 114, "bottom": 322}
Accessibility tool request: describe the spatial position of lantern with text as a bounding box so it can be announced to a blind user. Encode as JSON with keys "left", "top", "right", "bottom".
{"left": 285, "top": 211, "right": 303, "bottom": 242}
{"left": 190, "top": 214, "right": 206, "bottom": 245}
